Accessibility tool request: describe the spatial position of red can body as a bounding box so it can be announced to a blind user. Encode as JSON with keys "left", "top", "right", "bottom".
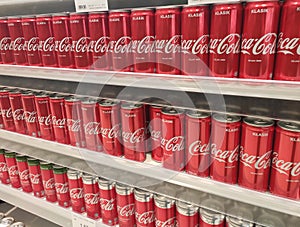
{"left": 161, "top": 107, "right": 185, "bottom": 171}
{"left": 0, "top": 114, "right": 2, "bottom": 129}
{"left": 28, "top": 159, "right": 44, "bottom": 197}
{"left": 210, "top": 114, "right": 241, "bottom": 184}
{"left": 65, "top": 97, "right": 85, "bottom": 147}
{"left": 52, "top": 14, "right": 74, "bottom": 68}
{"left": 199, "top": 208, "right": 225, "bottom": 227}
{"left": 176, "top": 201, "right": 198, "bottom": 227}
{"left": 131, "top": 9, "right": 155, "bottom": 73}
{"left": 269, "top": 121, "right": 300, "bottom": 199}
{"left": 185, "top": 110, "right": 211, "bottom": 177}
{"left": 239, "top": 1, "right": 280, "bottom": 79}
{"left": 154, "top": 195, "right": 176, "bottom": 227}
{"left": 16, "top": 155, "right": 32, "bottom": 193}
{"left": 21, "top": 17, "right": 42, "bottom": 66}
{"left": 36, "top": 15, "right": 57, "bottom": 67}
{"left": 109, "top": 10, "right": 132, "bottom": 71}
{"left": 53, "top": 166, "right": 71, "bottom": 207}
{"left": 274, "top": 0, "right": 300, "bottom": 81}
{"left": 68, "top": 170, "right": 85, "bottom": 213}
{"left": 0, "top": 150, "right": 10, "bottom": 184}
{"left": 121, "top": 103, "right": 146, "bottom": 162}
{"left": 5, "top": 152, "right": 21, "bottom": 188}
{"left": 155, "top": 7, "right": 181, "bottom": 75}
{"left": 134, "top": 189, "right": 155, "bottom": 227}
{"left": 181, "top": 6, "right": 210, "bottom": 76}
{"left": 149, "top": 105, "right": 163, "bottom": 162}
{"left": 9, "top": 90, "right": 27, "bottom": 134}
{"left": 0, "top": 18, "right": 14, "bottom": 64}
{"left": 70, "top": 13, "right": 91, "bottom": 69}
{"left": 98, "top": 178, "right": 118, "bottom": 226}
{"left": 49, "top": 96, "right": 70, "bottom": 144}
{"left": 238, "top": 118, "right": 274, "bottom": 192}
{"left": 40, "top": 162, "right": 57, "bottom": 202}
{"left": 209, "top": 3, "right": 242, "bottom": 78}
{"left": 21, "top": 91, "right": 40, "bottom": 137}
{"left": 88, "top": 12, "right": 110, "bottom": 70}
{"left": 0, "top": 89, "right": 15, "bottom": 131}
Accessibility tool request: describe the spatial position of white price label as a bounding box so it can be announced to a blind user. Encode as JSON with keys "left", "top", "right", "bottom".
{"left": 74, "top": 0, "right": 108, "bottom": 12}
{"left": 188, "top": 0, "right": 203, "bottom": 5}
{"left": 72, "top": 213, "right": 97, "bottom": 227}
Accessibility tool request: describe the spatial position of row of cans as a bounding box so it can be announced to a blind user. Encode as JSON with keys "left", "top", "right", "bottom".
{"left": 0, "top": 1, "right": 300, "bottom": 81}
{"left": 0, "top": 215, "right": 24, "bottom": 227}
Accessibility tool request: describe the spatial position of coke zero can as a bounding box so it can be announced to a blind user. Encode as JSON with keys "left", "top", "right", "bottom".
{"left": 199, "top": 208, "right": 225, "bottom": 227}
{"left": 27, "top": 158, "right": 44, "bottom": 197}
{"left": 149, "top": 105, "right": 163, "bottom": 162}
{"left": 16, "top": 154, "right": 32, "bottom": 193}
{"left": 0, "top": 149, "right": 9, "bottom": 184}
{"left": 154, "top": 195, "right": 176, "bottom": 227}
{"left": 134, "top": 189, "right": 155, "bottom": 227}
{"left": 9, "top": 89, "right": 27, "bottom": 134}
{"left": 67, "top": 169, "right": 85, "bottom": 213}
{"left": 53, "top": 165, "right": 70, "bottom": 207}
{"left": 5, "top": 151, "right": 20, "bottom": 188}
{"left": 0, "top": 88, "right": 15, "bottom": 131}
{"left": 176, "top": 201, "right": 199, "bottom": 227}
{"left": 40, "top": 162, "right": 57, "bottom": 202}
{"left": 0, "top": 18, "right": 14, "bottom": 64}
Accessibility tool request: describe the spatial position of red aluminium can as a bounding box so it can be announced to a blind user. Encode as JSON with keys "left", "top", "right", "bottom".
{"left": 7, "top": 17, "right": 27, "bottom": 65}
{"left": 0, "top": 18, "right": 14, "bottom": 64}
{"left": 154, "top": 195, "right": 176, "bottom": 227}
{"left": 199, "top": 208, "right": 225, "bottom": 227}
{"left": 155, "top": 7, "right": 181, "bottom": 75}
{"left": 36, "top": 15, "right": 57, "bottom": 67}
{"left": 274, "top": 0, "right": 300, "bottom": 81}
{"left": 0, "top": 114, "right": 3, "bottom": 129}
{"left": 9, "top": 90, "right": 27, "bottom": 134}
{"left": 16, "top": 155, "right": 32, "bottom": 193}
{"left": 82, "top": 174, "right": 101, "bottom": 220}
{"left": 131, "top": 8, "right": 155, "bottom": 73}
{"left": 134, "top": 189, "right": 155, "bottom": 227}
{"left": 161, "top": 107, "right": 185, "bottom": 171}
{"left": 67, "top": 170, "right": 85, "bottom": 213}
{"left": 0, "top": 149, "right": 10, "bottom": 184}
{"left": 40, "top": 162, "right": 57, "bottom": 202}
{"left": 52, "top": 13, "right": 74, "bottom": 68}
{"left": 176, "top": 201, "right": 198, "bottom": 227}
{"left": 98, "top": 178, "right": 118, "bottom": 226}
{"left": 27, "top": 158, "right": 44, "bottom": 197}
{"left": 116, "top": 183, "right": 136, "bottom": 227}
{"left": 210, "top": 114, "right": 241, "bottom": 184}
{"left": 181, "top": 5, "right": 210, "bottom": 76}
{"left": 88, "top": 12, "right": 110, "bottom": 70}
{"left": 239, "top": 0, "right": 280, "bottom": 79}
{"left": 121, "top": 103, "right": 146, "bottom": 162}
{"left": 209, "top": 2, "right": 242, "bottom": 78}
{"left": 49, "top": 95, "right": 70, "bottom": 144}
{"left": 65, "top": 97, "right": 85, "bottom": 147}
{"left": 99, "top": 99, "right": 122, "bottom": 157}
{"left": 0, "top": 88, "right": 15, "bottom": 131}
{"left": 185, "top": 110, "right": 211, "bottom": 177}
{"left": 149, "top": 105, "right": 163, "bottom": 162}
{"left": 269, "top": 121, "right": 300, "bottom": 199}
{"left": 5, "top": 151, "right": 20, "bottom": 188}
{"left": 70, "top": 13, "right": 91, "bottom": 69}
{"left": 21, "top": 16, "right": 42, "bottom": 66}
{"left": 109, "top": 10, "right": 132, "bottom": 71}
{"left": 53, "top": 165, "right": 70, "bottom": 207}
{"left": 238, "top": 117, "right": 274, "bottom": 192}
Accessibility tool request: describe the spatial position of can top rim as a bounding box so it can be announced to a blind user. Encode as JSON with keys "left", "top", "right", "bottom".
{"left": 99, "top": 99, "right": 120, "bottom": 107}
{"left": 200, "top": 208, "right": 225, "bottom": 225}
{"left": 109, "top": 9, "right": 131, "bottom": 13}
{"left": 7, "top": 16, "right": 21, "bottom": 19}
{"left": 245, "top": 0, "right": 276, "bottom": 2}
{"left": 176, "top": 201, "right": 199, "bottom": 215}
{"left": 243, "top": 117, "right": 274, "bottom": 127}
{"left": 154, "top": 194, "right": 175, "bottom": 208}
{"left": 186, "top": 110, "right": 211, "bottom": 119}
{"left": 162, "top": 106, "right": 184, "bottom": 115}
{"left": 52, "top": 13, "right": 69, "bottom": 16}
{"left": 70, "top": 12, "right": 87, "bottom": 15}
{"left": 65, "top": 96, "right": 80, "bottom": 102}
{"left": 131, "top": 7, "right": 154, "bottom": 11}
{"left": 156, "top": 5, "right": 182, "bottom": 9}
{"left": 182, "top": 4, "right": 209, "bottom": 8}
{"left": 278, "top": 121, "right": 300, "bottom": 132}
{"left": 89, "top": 11, "right": 108, "bottom": 14}
{"left": 214, "top": 0, "right": 241, "bottom": 4}
{"left": 213, "top": 114, "right": 241, "bottom": 123}
{"left": 121, "top": 102, "right": 143, "bottom": 110}
{"left": 81, "top": 98, "right": 98, "bottom": 104}
{"left": 36, "top": 14, "right": 53, "bottom": 17}
{"left": 21, "top": 15, "right": 36, "bottom": 19}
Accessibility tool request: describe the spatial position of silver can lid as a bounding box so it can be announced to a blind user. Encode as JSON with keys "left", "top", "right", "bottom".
{"left": 82, "top": 173, "right": 98, "bottom": 185}
{"left": 154, "top": 194, "right": 175, "bottom": 209}
{"left": 67, "top": 169, "right": 81, "bottom": 180}
{"left": 52, "top": 12, "right": 69, "bottom": 17}
{"left": 200, "top": 208, "right": 225, "bottom": 225}
{"left": 98, "top": 177, "right": 115, "bottom": 190}
{"left": 0, "top": 217, "right": 14, "bottom": 224}
{"left": 176, "top": 201, "right": 198, "bottom": 216}
{"left": 134, "top": 189, "right": 153, "bottom": 202}
{"left": 121, "top": 102, "right": 143, "bottom": 110}
{"left": 162, "top": 106, "right": 184, "bottom": 115}
{"left": 99, "top": 99, "right": 120, "bottom": 107}
{"left": 0, "top": 212, "right": 4, "bottom": 219}
{"left": 226, "top": 216, "right": 254, "bottom": 227}
{"left": 110, "top": 9, "right": 131, "bottom": 13}
{"left": 278, "top": 121, "right": 300, "bottom": 133}
{"left": 243, "top": 117, "right": 274, "bottom": 128}
{"left": 186, "top": 110, "right": 211, "bottom": 119}
{"left": 156, "top": 5, "right": 182, "bottom": 9}
{"left": 81, "top": 98, "right": 98, "bottom": 105}
{"left": 131, "top": 8, "right": 154, "bottom": 11}
{"left": 213, "top": 114, "right": 241, "bottom": 123}
{"left": 11, "top": 222, "right": 26, "bottom": 227}
{"left": 116, "top": 182, "right": 134, "bottom": 195}
{"left": 65, "top": 96, "right": 80, "bottom": 103}
{"left": 36, "top": 14, "right": 53, "bottom": 18}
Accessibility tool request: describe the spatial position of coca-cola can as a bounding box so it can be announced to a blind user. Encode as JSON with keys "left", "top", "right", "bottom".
{"left": 210, "top": 114, "right": 241, "bottom": 184}
{"left": 226, "top": 216, "right": 254, "bottom": 227}
{"left": 0, "top": 149, "right": 10, "bottom": 184}
{"left": 21, "top": 16, "right": 42, "bottom": 66}
{"left": 134, "top": 189, "right": 155, "bottom": 227}
{"left": 88, "top": 12, "right": 110, "bottom": 70}
{"left": 52, "top": 13, "right": 74, "bottom": 68}
{"left": 121, "top": 102, "right": 146, "bottom": 162}
{"left": 9, "top": 89, "right": 27, "bottom": 134}
{"left": 67, "top": 169, "right": 85, "bottom": 213}
{"left": 239, "top": 0, "right": 280, "bottom": 79}
{"left": 27, "top": 158, "right": 44, "bottom": 197}
{"left": 49, "top": 95, "right": 70, "bottom": 144}
{"left": 149, "top": 104, "right": 163, "bottom": 162}
{"left": 116, "top": 182, "right": 135, "bottom": 227}
{"left": 40, "top": 161, "right": 57, "bottom": 202}
{"left": 269, "top": 121, "right": 300, "bottom": 199}
{"left": 181, "top": 5, "right": 209, "bottom": 76}
{"left": 199, "top": 208, "right": 225, "bottom": 227}
{"left": 154, "top": 195, "right": 176, "bottom": 227}
{"left": 131, "top": 8, "right": 155, "bottom": 73}
{"left": 0, "top": 18, "right": 14, "bottom": 64}
{"left": 53, "top": 165, "right": 70, "bottom": 207}
{"left": 161, "top": 107, "right": 185, "bottom": 171}
{"left": 65, "top": 96, "right": 85, "bottom": 147}
{"left": 21, "top": 90, "right": 40, "bottom": 137}
{"left": 35, "top": 92, "right": 54, "bottom": 141}
{"left": 81, "top": 98, "right": 102, "bottom": 152}
{"left": 0, "top": 88, "right": 15, "bottom": 131}
{"left": 185, "top": 110, "right": 211, "bottom": 177}
{"left": 98, "top": 178, "right": 118, "bottom": 226}
{"left": 70, "top": 12, "right": 91, "bottom": 69}
{"left": 238, "top": 117, "right": 274, "bottom": 191}
{"left": 16, "top": 154, "right": 32, "bottom": 193}
{"left": 36, "top": 14, "right": 57, "bottom": 67}
{"left": 176, "top": 201, "right": 198, "bottom": 227}
{"left": 82, "top": 174, "right": 101, "bottom": 220}
{"left": 108, "top": 10, "right": 132, "bottom": 71}
{"left": 7, "top": 16, "right": 27, "bottom": 65}
{"left": 99, "top": 99, "right": 122, "bottom": 157}
{"left": 5, "top": 151, "right": 20, "bottom": 188}
{"left": 155, "top": 6, "right": 181, "bottom": 75}
{"left": 209, "top": 2, "right": 242, "bottom": 78}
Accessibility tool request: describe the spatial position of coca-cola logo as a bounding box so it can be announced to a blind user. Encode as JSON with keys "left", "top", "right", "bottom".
{"left": 101, "top": 124, "right": 121, "bottom": 139}
{"left": 55, "top": 37, "right": 73, "bottom": 52}
{"left": 149, "top": 125, "right": 161, "bottom": 142}
{"left": 90, "top": 36, "right": 111, "bottom": 54}
{"left": 111, "top": 36, "right": 132, "bottom": 54}
{"left": 100, "top": 198, "right": 115, "bottom": 211}
{"left": 24, "top": 111, "right": 37, "bottom": 123}
{"left": 182, "top": 35, "right": 209, "bottom": 55}
{"left": 155, "top": 217, "right": 176, "bottom": 227}
{"left": 19, "top": 169, "right": 30, "bottom": 181}
{"left": 41, "top": 37, "right": 55, "bottom": 52}
{"left": 117, "top": 204, "right": 135, "bottom": 217}
{"left": 84, "top": 193, "right": 99, "bottom": 205}
{"left": 30, "top": 173, "right": 41, "bottom": 185}
{"left": 73, "top": 37, "right": 90, "bottom": 53}
{"left": 67, "top": 119, "right": 81, "bottom": 132}
{"left": 161, "top": 136, "right": 184, "bottom": 152}
{"left": 0, "top": 37, "right": 13, "bottom": 51}
{"left": 241, "top": 33, "right": 277, "bottom": 55}
{"left": 277, "top": 32, "right": 300, "bottom": 56}
{"left": 84, "top": 122, "right": 101, "bottom": 135}
{"left": 55, "top": 182, "right": 69, "bottom": 194}
{"left": 239, "top": 147, "right": 271, "bottom": 170}
{"left": 211, "top": 143, "right": 239, "bottom": 163}
{"left": 210, "top": 34, "right": 240, "bottom": 55}
{"left": 122, "top": 127, "right": 145, "bottom": 144}
{"left": 0, "top": 108, "right": 13, "bottom": 119}
{"left": 135, "top": 211, "right": 155, "bottom": 225}
{"left": 156, "top": 35, "right": 181, "bottom": 54}
{"left": 12, "top": 109, "right": 25, "bottom": 121}
{"left": 43, "top": 178, "right": 55, "bottom": 189}
{"left": 26, "top": 37, "right": 40, "bottom": 52}
{"left": 70, "top": 188, "right": 84, "bottom": 199}
{"left": 131, "top": 36, "right": 155, "bottom": 54}
{"left": 52, "top": 116, "right": 66, "bottom": 127}
{"left": 0, "top": 162, "right": 7, "bottom": 172}
{"left": 8, "top": 165, "right": 18, "bottom": 176}
{"left": 38, "top": 114, "right": 52, "bottom": 126}
{"left": 188, "top": 140, "right": 209, "bottom": 156}
{"left": 272, "top": 152, "right": 300, "bottom": 177}
{"left": 13, "top": 37, "right": 25, "bottom": 51}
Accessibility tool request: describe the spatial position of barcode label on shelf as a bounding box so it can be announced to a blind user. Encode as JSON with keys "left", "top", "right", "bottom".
{"left": 74, "top": 0, "right": 108, "bottom": 12}
{"left": 72, "top": 213, "right": 97, "bottom": 227}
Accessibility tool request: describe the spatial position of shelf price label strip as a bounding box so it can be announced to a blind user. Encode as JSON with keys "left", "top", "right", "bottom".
{"left": 74, "top": 0, "right": 108, "bottom": 12}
